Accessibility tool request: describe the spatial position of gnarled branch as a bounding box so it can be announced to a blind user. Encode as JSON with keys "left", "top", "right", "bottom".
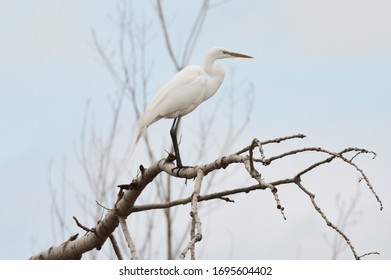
{"left": 30, "top": 134, "right": 382, "bottom": 260}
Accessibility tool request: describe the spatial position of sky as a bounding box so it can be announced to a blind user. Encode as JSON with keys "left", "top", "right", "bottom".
{"left": 0, "top": 0, "right": 390, "bottom": 260}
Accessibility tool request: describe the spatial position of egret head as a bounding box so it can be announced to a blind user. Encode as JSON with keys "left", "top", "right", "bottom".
{"left": 209, "top": 47, "right": 253, "bottom": 60}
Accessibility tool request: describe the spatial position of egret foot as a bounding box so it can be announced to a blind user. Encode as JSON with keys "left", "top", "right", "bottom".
{"left": 171, "top": 165, "right": 193, "bottom": 175}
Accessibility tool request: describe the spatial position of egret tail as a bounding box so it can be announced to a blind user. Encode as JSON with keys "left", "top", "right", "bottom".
{"left": 129, "top": 127, "right": 145, "bottom": 160}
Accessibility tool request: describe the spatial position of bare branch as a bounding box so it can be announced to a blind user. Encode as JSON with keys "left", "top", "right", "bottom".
{"left": 73, "top": 216, "right": 92, "bottom": 233}
{"left": 35, "top": 136, "right": 382, "bottom": 259}
{"left": 156, "top": 0, "right": 181, "bottom": 70}
{"left": 132, "top": 183, "right": 267, "bottom": 212}
{"left": 109, "top": 233, "right": 123, "bottom": 260}
{"left": 118, "top": 216, "right": 138, "bottom": 260}
{"left": 235, "top": 134, "right": 306, "bottom": 155}
{"left": 182, "top": 0, "right": 209, "bottom": 64}
{"left": 294, "top": 177, "right": 362, "bottom": 259}
{"left": 337, "top": 150, "right": 382, "bottom": 211}
{"left": 260, "top": 146, "right": 382, "bottom": 210}
{"left": 358, "top": 251, "right": 381, "bottom": 259}
{"left": 243, "top": 158, "right": 286, "bottom": 219}
{"left": 180, "top": 169, "right": 204, "bottom": 259}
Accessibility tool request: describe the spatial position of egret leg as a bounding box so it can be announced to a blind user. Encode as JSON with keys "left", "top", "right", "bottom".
{"left": 170, "top": 117, "right": 183, "bottom": 168}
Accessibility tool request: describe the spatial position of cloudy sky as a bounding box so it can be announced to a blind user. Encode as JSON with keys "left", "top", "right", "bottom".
{"left": 0, "top": 0, "right": 390, "bottom": 259}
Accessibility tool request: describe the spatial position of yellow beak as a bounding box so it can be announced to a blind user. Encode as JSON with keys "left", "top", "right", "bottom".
{"left": 224, "top": 50, "right": 253, "bottom": 59}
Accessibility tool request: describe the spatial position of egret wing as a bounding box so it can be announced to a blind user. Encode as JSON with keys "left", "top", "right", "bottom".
{"left": 139, "top": 66, "right": 208, "bottom": 127}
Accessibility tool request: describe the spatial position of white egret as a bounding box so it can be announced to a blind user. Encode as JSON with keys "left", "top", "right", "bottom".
{"left": 133, "top": 47, "right": 252, "bottom": 168}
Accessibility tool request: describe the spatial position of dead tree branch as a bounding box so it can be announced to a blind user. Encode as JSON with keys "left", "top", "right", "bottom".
{"left": 118, "top": 216, "right": 138, "bottom": 260}
{"left": 31, "top": 134, "right": 382, "bottom": 260}
{"left": 108, "top": 233, "right": 123, "bottom": 260}
{"left": 180, "top": 169, "right": 204, "bottom": 259}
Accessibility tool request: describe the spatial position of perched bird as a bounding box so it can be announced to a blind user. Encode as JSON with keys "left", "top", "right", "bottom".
{"left": 133, "top": 47, "right": 252, "bottom": 168}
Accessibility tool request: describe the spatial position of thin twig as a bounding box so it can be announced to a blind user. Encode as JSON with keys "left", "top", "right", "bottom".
{"left": 182, "top": 0, "right": 209, "bottom": 64}
{"left": 132, "top": 183, "right": 268, "bottom": 212}
{"left": 156, "top": 0, "right": 180, "bottom": 70}
{"left": 73, "top": 216, "right": 92, "bottom": 233}
{"left": 294, "top": 177, "right": 360, "bottom": 259}
{"left": 358, "top": 251, "right": 381, "bottom": 259}
{"left": 255, "top": 146, "right": 382, "bottom": 210}
{"left": 235, "top": 134, "right": 306, "bottom": 155}
{"left": 337, "top": 151, "right": 382, "bottom": 211}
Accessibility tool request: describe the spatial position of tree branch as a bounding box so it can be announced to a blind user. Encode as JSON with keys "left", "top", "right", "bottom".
{"left": 180, "top": 169, "right": 204, "bottom": 259}
{"left": 31, "top": 135, "right": 382, "bottom": 259}
{"left": 156, "top": 0, "right": 181, "bottom": 70}
{"left": 109, "top": 233, "right": 123, "bottom": 260}
{"left": 118, "top": 216, "right": 138, "bottom": 260}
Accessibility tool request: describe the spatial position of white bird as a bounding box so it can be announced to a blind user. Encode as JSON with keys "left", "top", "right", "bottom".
{"left": 133, "top": 47, "right": 252, "bottom": 168}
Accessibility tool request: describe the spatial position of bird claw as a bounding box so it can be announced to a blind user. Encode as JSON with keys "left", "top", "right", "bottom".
{"left": 171, "top": 165, "right": 193, "bottom": 175}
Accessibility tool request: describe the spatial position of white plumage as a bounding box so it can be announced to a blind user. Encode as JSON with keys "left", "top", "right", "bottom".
{"left": 132, "top": 47, "right": 252, "bottom": 167}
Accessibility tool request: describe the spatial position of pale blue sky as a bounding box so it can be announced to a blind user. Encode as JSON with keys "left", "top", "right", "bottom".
{"left": 1, "top": 0, "right": 390, "bottom": 259}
